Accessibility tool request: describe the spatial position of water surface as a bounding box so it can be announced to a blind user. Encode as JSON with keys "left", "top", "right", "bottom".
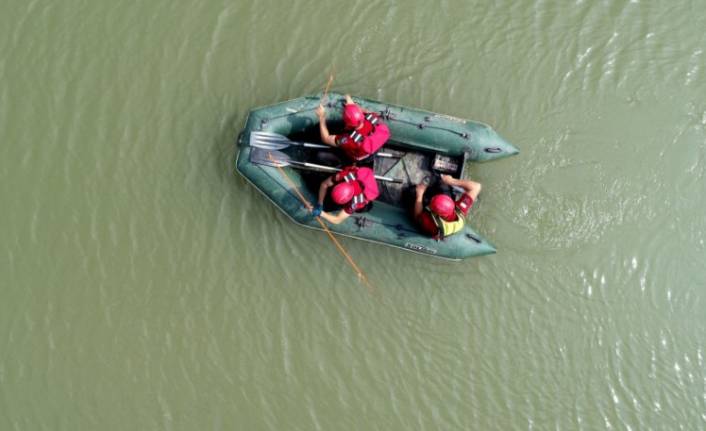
{"left": 1, "top": 1, "right": 705, "bottom": 429}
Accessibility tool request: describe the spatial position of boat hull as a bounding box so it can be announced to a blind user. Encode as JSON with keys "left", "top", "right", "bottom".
{"left": 235, "top": 93, "right": 518, "bottom": 260}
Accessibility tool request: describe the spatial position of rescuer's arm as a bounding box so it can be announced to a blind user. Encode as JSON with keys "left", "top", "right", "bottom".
{"left": 318, "top": 175, "right": 335, "bottom": 207}
{"left": 441, "top": 174, "right": 481, "bottom": 201}
{"left": 316, "top": 105, "right": 337, "bottom": 147}
{"left": 413, "top": 183, "right": 427, "bottom": 218}
{"left": 320, "top": 210, "right": 350, "bottom": 225}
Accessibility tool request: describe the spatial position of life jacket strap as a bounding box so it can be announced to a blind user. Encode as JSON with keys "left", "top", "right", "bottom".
{"left": 349, "top": 130, "right": 364, "bottom": 143}
{"left": 347, "top": 114, "right": 378, "bottom": 144}
{"left": 342, "top": 172, "right": 366, "bottom": 211}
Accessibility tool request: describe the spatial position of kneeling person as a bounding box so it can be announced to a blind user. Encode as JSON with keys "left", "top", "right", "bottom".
{"left": 316, "top": 94, "right": 390, "bottom": 163}
{"left": 312, "top": 166, "right": 379, "bottom": 224}
{"left": 414, "top": 174, "right": 481, "bottom": 239}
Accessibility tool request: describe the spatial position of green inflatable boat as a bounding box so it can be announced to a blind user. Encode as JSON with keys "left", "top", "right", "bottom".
{"left": 235, "top": 93, "right": 518, "bottom": 260}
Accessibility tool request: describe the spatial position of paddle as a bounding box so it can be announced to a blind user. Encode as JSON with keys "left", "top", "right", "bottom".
{"left": 249, "top": 131, "right": 329, "bottom": 151}
{"left": 249, "top": 147, "right": 404, "bottom": 183}
{"left": 321, "top": 66, "right": 335, "bottom": 106}
{"left": 249, "top": 131, "right": 396, "bottom": 158}
{"left": 264, "top": 151, "right": 376, "bottom": 294}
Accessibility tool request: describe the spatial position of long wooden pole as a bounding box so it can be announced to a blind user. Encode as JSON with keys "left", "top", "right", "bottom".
{"left": 321, "top": 66, "right": 335, "bottom": 105}
{"left": 267, "top": 153, "right": 375, "bottom": 293}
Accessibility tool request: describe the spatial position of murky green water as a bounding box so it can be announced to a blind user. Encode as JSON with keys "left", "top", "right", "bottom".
{"left": 1, "top": 1, "right": 705, "bottom": 429}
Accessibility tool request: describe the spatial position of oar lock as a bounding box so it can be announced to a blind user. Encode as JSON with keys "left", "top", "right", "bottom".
{"left": 354, "top": 216, "right": 374, "bottom": 229}
{"left": 418, "top": 116, "right": 435, "bottom": 128}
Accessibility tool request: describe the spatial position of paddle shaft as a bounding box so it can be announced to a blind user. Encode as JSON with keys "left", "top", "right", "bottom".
{"left": 286, "top": 160, "right": 402, "bottom": 183}
{"left": 281, "top": 141, "right": 396, "bottom": 158}
{"left": 250, "top": 131, "right": 395, "bottom": 157}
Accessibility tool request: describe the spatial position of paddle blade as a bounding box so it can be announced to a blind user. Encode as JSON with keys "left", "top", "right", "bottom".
{"left": 249, "top": 131, "right": 291, "bottom": 150}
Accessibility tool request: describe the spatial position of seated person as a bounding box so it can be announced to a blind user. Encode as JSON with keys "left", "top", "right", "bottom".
{"left": 413, "top": 174, "right": 481, "bottom": 239}
{"left": 312, "top": 165, "right": 379, "bottom": 225}
{"left": 315, "top": 94, "right": 390, "bottom": 164}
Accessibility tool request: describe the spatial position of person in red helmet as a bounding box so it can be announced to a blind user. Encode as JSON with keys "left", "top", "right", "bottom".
{"left": 316, "top": 94, "right": 390, "bottom": 162}
{"left": 413, "top": 174, "right": 482, "bottom": 239}
{"left": 311, "top": 165, "right": 379, "bottom": 224}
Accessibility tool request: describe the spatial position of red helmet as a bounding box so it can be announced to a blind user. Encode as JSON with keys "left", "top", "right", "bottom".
{"left": 331, "top": 182, "right": 356, "bottom": 204}
{"left": 343, "top": 104, "right": 364, "bottom": 128}
{"left": 429, "top": 194, "right": 456, "bottom": 220}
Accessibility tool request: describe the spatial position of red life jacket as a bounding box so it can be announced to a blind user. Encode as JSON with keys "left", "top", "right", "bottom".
{"left": 336, "top": 167, "right": 379, "bottom": 212}
{"left": 336, "top": 113, "right": 390, "bottom": 160}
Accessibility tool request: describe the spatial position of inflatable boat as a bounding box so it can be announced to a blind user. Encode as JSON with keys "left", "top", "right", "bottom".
{"left": 235, "top": 93, "right": 518, "bottom": 260}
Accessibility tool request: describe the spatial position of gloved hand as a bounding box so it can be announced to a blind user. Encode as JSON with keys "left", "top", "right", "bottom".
{"left": 311, "top": 204, "right": 323, "bottom": 217}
